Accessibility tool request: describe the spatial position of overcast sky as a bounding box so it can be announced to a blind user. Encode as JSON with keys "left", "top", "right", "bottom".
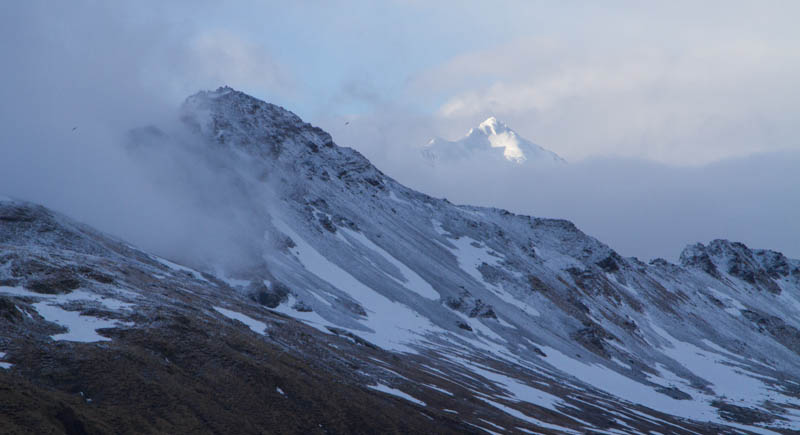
{"left": 1, "top": 1, "right": 798, "bottom": 261}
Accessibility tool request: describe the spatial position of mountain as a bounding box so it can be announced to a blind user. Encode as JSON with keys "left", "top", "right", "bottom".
{"left": 2, "top": 87, "right": 800, "bottom": 433}
{"left": 422, "top": 117, "right": 566, "bottom": 166}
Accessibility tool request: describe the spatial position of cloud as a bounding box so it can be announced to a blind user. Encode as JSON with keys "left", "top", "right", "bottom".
{"left": 0, "top": 1, "right": 288, "bottom": 272}
{"left": 178, "top": 30, "right": 294, "bottom": 98}
{"left": 411, "top": 35, "right": 800, "bottom": 165}
{"left": 378, "top": 1, "right": 800, "bottom": 166}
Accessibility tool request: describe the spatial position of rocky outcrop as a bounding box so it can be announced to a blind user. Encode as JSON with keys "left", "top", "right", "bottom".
{"left": 681, "top": 240, "right": 791, "bottom": 293}
{"left": 444, "top": 290, "right": 497, "bottom": 319}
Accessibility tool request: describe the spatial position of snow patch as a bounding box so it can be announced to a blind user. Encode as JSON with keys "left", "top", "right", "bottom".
{"left": 478, "top": 418, "right": 506, "bottom": 432}
{"left": 33, "top": 302, "right": 121, "bottom": 342}
{"left": 449, "top": 236, "right": 504, "bottom": 283}
{"left": 0, "top": 286, "right": 134, "bottom": 342}
{"left": 213, "top": 306, "right": 267, "bottom": 335}
{"left": 0, "top": 352, "right": 10, "bottom": 369}
{"left": 422, "top": 383, "right": 453, "bottom": 396}
{"left": 368, "top": 383, "right": 426, "bottom": 407}
{"left": 0, "top": 287, "right": 134, "bottom": 310}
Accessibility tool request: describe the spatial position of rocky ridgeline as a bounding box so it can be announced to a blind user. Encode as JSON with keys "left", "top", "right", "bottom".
{"left": 681, "top": 239, "right": 800, "bottom": 293}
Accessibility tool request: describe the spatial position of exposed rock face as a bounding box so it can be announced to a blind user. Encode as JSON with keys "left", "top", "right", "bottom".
{"left": 681, "top": 240, "right": 796, "bottom": 294}
{"left": 570, "top": 322, "right": 617, "bottom": 358}
{"left": 742, "top": 309, "right": 800, "bottom": 356}
{"left": 3, "top": 87, "right": 800, "bottom": 433}
{"left": 445, "top": 291, "right": 497, "bottom": 319}
{"left": 680, "top": 243, "right": 722, "bottom": 279}
{"left": 248, "top": 281, "right": 290, "bottom": 308}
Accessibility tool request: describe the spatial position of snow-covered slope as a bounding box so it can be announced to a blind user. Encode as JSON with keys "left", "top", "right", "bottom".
{"left": 172, "top": 88, "right": 800, "bottom": 432}
{"left": 422, "top": 117, "right": 566, "bottom": 165}
{"left": 3, "top": 87, "right": 800, "bottom": 433}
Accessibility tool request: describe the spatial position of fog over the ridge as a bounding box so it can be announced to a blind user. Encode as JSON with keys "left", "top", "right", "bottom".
{"left": 0, "top": 2, "right": 283, "bottom": 272}
{"left": 1, "top": 1, "right": 798, "bottom": 266}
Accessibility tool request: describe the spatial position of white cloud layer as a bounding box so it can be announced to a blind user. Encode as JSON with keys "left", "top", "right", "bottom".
{"left": 415, "top": 34, "right": 800, "bottom": 165}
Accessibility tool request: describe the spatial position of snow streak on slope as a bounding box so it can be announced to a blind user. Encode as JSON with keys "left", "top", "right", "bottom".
{"left": 214, "top": 306, "right": 268, "bottom": 335}
{"left": 0, "top": 352, "right": 10, "bottom": 370}
{"left": 368, "top": 383, "right": 427, "bottom": 407}
{"left": 272, "top": 218, "right": 443, "bottom": 353}
{"left": 337, "top": 227, "right": 439, "bottom": 300}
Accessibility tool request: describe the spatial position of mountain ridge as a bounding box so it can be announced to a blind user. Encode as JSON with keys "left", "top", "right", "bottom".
{"left": 2, "top": 87, "right": 800, "bottom": 433}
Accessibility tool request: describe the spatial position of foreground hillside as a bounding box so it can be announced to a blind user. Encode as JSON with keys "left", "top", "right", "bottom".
{"left": 2, "top": 88, "right": 800, "bottom": 434}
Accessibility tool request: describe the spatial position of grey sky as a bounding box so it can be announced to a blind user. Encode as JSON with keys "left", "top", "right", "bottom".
{"left": 1, "top": 1, "right": 798, "bottom": 261}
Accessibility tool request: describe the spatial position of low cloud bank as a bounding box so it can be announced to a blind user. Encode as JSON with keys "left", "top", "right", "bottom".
{"left": 381, "top": 150, "right": 800, "bottom": 261}
{"left": 0, "top": 2, "right": 278, "bottom": 274}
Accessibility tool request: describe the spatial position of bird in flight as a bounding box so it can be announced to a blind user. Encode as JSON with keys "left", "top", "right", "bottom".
{"left": 344, "top": 121, "right": 350, "bottom": 126}
{"left": 72, "top": 127, "right": 77, "bottom": 132}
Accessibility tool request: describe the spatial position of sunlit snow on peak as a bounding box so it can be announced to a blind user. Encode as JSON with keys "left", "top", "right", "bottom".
{"left": 478, "top": 116, "right": 505, "bottom": 135}
{"left": 422, "top": 117, "right": 565, "bottom": 166}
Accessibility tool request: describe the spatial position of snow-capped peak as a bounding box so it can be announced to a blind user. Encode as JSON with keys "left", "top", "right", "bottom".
{"left": 422, "top": 117, "right": 565, "bottom": 166}
{"left": 477, "top": 116, "right": 507, "bottom": 136}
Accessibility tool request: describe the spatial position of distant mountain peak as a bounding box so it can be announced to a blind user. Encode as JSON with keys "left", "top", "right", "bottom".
{"left": 476, "top": 116, "right": 507, "bottom": 135}
{"left": 422, "top": 117, "right": 565, "bottom": 166}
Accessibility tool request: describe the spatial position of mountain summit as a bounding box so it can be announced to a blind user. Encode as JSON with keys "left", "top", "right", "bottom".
{"left": 422, "top": 117, "right": 566, "bottom": 165}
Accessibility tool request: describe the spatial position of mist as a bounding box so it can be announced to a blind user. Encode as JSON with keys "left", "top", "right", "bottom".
{"left": 361, "top": 147, "right": 800, "bottom": 262}
{"left": 0, "top": 2, "right": 281, "bottom": 273}
{"left": 2, "top": 1, "right": 798, "bottom": 269}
